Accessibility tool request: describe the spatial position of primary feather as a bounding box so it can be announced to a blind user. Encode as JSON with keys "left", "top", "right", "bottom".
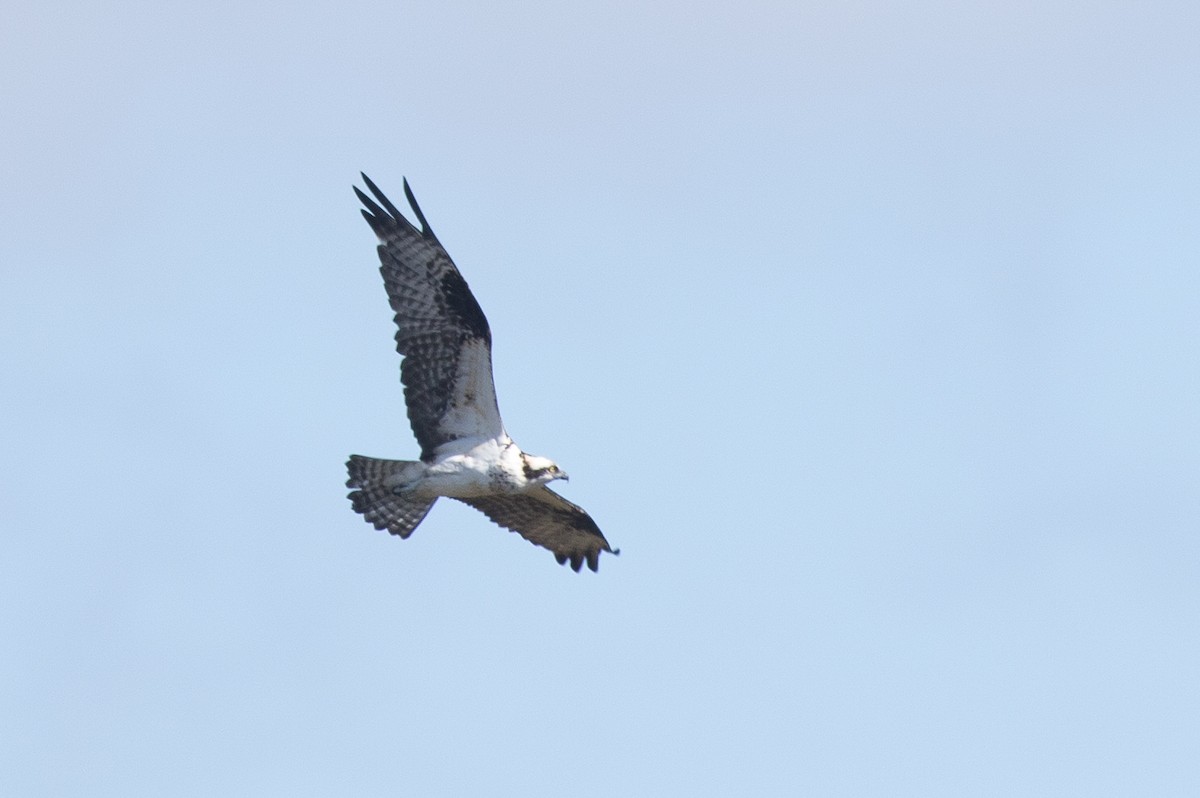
{"left": 345, "top": 174, "right": 616, "bottom": 572}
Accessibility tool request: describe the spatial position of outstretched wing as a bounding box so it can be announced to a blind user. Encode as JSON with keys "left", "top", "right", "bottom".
{"left": 454, "top": 488, "right": 617, "bottom": 572}
{"left": 355, "top": 174, "right": 504, "bottom": 461}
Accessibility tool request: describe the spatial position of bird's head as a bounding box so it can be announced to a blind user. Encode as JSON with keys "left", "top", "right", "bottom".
{"left": 521, "top": 453, "right": 569, "bottom": 485}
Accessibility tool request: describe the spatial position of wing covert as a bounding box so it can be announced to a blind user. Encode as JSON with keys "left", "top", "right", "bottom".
{"left": 454, "top": 488, "right": 617, "bottom": 572}
{"left": 356, "top": 174, "right": 504, "bottom": 460}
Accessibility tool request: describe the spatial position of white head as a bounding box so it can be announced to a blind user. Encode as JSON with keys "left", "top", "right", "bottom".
{"left": 521, "top": 453, "right": 569, "bottom": 485}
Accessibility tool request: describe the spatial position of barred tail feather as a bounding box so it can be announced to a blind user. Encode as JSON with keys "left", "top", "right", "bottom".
{"left": 346, "top": 455, "right": 435, "bottom": 539}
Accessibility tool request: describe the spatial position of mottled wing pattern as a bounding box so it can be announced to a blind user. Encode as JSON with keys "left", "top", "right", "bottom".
{"left": 355, "top": 174, "right": 504, "bottom": 461}
{"left": 454, "top": 488, "right": 617, "bottom": 572}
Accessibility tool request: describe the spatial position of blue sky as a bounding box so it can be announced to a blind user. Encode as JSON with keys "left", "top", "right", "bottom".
{"left": 3, "top": 1, "right": 1199, "bottom": 794}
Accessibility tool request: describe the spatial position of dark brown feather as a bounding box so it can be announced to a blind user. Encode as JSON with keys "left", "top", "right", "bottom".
{"left": 454, "top": 488, "right": 616, "bottom": 572}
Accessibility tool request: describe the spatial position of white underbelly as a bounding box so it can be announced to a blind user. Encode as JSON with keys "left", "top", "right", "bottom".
{"left": 417, "top": 440, "right": 523, "bottom": 498}
{"left": 418, "top": 462, "right": 496, "bottom": 498}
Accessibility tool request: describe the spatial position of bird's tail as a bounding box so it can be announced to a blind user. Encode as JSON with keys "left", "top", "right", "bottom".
{"left": 345, "top": 455, "right": 436, "bottom": 539}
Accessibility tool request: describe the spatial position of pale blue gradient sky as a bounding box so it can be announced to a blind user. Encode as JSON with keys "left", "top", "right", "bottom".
{"left": 3, "top": 1, "right": 1199, "bottom": 795}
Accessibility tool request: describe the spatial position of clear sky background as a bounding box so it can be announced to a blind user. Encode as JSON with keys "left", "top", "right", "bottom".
{"left": 3, "top": 1, "right": 1199, "bottom": 795}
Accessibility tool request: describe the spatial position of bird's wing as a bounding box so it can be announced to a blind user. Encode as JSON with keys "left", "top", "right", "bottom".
{"left": 355, "top": 174, "right": 504, "bottom": 461}
{"left": 454, "top": 487, "right": 617, "bottom": 572}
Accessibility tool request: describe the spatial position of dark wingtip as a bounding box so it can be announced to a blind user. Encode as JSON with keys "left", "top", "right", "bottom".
{"left": 359, "top": 173, "right": 384, "bottom": 206}
{"left": 359, "top": 173, "right": 407, "bottom": 221}
{"left": 356, "top": 172, "right": 434, "bottom": 240}
{"left": 358, "top": 207, "right": 377, "bottom": 229}
{"left": 353, "top": 185, "right": 373, "bottom": 210}
{"left": 354, "top": 185, "right": 389, "bottom": 236}
{"left": 402, "top": 177, "right": 435, "bottom": 239}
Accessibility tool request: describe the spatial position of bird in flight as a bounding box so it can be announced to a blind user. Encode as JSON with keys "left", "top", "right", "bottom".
{"left": 345, "top": 174, "right": 616, "bottom": 572}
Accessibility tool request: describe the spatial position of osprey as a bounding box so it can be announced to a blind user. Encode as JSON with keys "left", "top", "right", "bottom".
{"left": 345, "top": 174, "right": 616, "bottom": 572}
